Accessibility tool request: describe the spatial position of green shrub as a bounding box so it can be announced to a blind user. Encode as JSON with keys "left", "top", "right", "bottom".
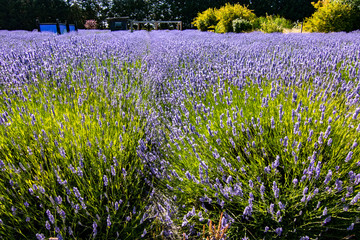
{"left": 192, "top": 8, "right": 217, "bottom": 31}
{"left": 304, "top": 0, "right": 358, "bottom": 32}
{"left": 232, "top": 18, "right": 252, "bottom": 33}
{"left": 251, "top": 17, "right": 262, "bottom": 30}
{"left": 342, "top": 0, "right": 360, "bottom": 30}
{"left": 214, "top": 3, "right": 256, "bottom": 33}
{"left": 193, "top": 4, "right": 256, "bottom": 33}
{"left": 259, "top": 15, "right": 292, "bottom": 33}
{"left": 261, "top": 20, "right": 283, "bottom": 33}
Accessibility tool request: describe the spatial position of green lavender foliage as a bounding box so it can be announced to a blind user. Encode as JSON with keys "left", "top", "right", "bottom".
{"left": 0, "top": 60, "right": 153, "bottom": 239}
{"left": 158, "top": 80, "right": 360, "bottom": 239}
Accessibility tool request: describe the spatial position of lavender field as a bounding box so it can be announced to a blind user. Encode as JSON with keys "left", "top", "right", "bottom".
{"left": 0, "top": 29, "right": 360, "bottom": 240}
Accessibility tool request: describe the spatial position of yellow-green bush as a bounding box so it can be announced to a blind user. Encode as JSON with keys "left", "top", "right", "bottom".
{"left": 193, "top": 3, "right": 256, "bottom": 33}
{"left": 258, "top": 15, "right": 293, "bottom": 33}
{"left": 192, "top": 8, "right": 217, "bottom": 31}
{"left": 232, "top": 18, "right": 252, "bottom": 33}
{"left": 304, "top": 0, "right": 357, "bottom": 32}
{"left": 215, "top": 3, "right": 256, "bottom": 33}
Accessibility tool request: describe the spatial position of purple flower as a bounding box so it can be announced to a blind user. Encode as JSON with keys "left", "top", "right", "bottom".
{"left": 275, "top": 227, "right": 282, "bottom": 236}
{"left": 269, "top": 203, "right": 275, "bottom": 214}
{"left": 122, "top": 168, "right": 127, "bottom": 178}
{"left": 36, "top": 233, "right": 45, "bottom": 240}
{"left": 272, "top": 181, "right": 279, "bottom": 198}
{"left": 249, "top": 180, "right": 253, "bottom": 188}
{"left": 55, "top": 196, "right": 62, "bottom": 205}
{"left": 46, "top": 209, "right": 54, "bottom": 224}
{"left": 335, "top": 179, "right": 343, "bottom": 192}
{"left": 351, "top": 192, "right": 360, "bottom": 205}
{"left": 347, "top": 223, "right": 354, "bottom": 231}
{"left": 292, "top": 178, "right": 298, "bottom": 186}
{"left": 318, "top": 132, "right": 323, "bottom": 145}
{"left": 68, "top": 227, "right": 73, "bottom": 235}
{"left": 345, "top": 151, "right": 353, "bottom": 162}
{"left": 276, "top": 210, "right": 281, "bottom": 219}
{"left": 323, "top": 216, "right": 331, "bottom": 225}
{"left": 73, "top": 187, "right": 81, "bottom": 199}
{"left": 243, "top": 205, "right": 252, "bottom": 216}
{"left": 181, "top": 218, "right": 188, "bottom": 227}
{"left": 283, "top": 136, "right": 288, "bottom": 147}
{"left": 322, "top": 207, "right": 328, "bottom": 216}
{"left": 187, "top": 207, "right": 195, "bottom": 217}
{"left": 352, "top": 141, "right": 358, "bottom": 149}
{"left": 45, "top": 221, "right": 51, "bottom": 230}
{"left": 271, "top": 117, "right": 275, "bottom": 129}
{"left": 107, "top": 215, "right": 111, "bottom": 227}
{"left": 141, "top": 228, "right": 147, "bottom": 237}
{"left": 324, "top": 125, "right": 331, "bottom": 138}
{"left": 303, "top": 186, "right": 308, "bottom": 195}
{"left": 59, "top": 209, "right": 66, "bottom": 220}
{"left": 103, "top": 175, "right": 108, "bottom": 186}
{"left": 93, "top": 221, "right": 98, "bottom": 235}
{"left": 111, "top": 165, "right": 116, "bottom": 176}
{"left": 185, "top": 171, "right": 192, "bottom": 180}
{"left": 226, "top": 175, "right": 232, "bottom": 184}
{"left": 355, "top": 174, "right": 360, "bottom": 185}
{"left": 309, "top": 129, "right": 314, "bottom": 138}
{"left": 353, "top": 108, "right": 360, "bottom": 119}
{"left": 59, "top": 147, "right": 66, "bottom": 158}
{"left": 260, "top": 184, "right": 265, "bottom": 196}
{"left": 324, "top": 170, "right": 332, "bottom": 185}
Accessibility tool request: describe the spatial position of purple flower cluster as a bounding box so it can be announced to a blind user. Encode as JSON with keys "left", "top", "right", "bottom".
{"left": 1, "top": 29, "right": 360, "bottom": 239}
{"left": 135, "top": 31, "right": 360, "bottom": 238}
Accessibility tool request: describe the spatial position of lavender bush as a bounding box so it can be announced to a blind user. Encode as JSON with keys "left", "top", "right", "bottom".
{"left": 138, "top": 31, "right": 360, "bottom": 239}
{"left": 0, "top": 30, "right": 154, "bottom": 239}
{"left": 0, "top": 30, "right": 360, "bottom": 239}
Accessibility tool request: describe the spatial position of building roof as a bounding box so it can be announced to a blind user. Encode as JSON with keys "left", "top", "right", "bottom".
{"left": 107, "top": 17, "right": 130, "bottom": 21}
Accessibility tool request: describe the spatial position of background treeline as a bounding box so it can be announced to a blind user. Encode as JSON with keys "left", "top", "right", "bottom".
{"left": 193, "top": 0, "right": 360, "bottom": 33}
{"left": 0, "top": 0, "right": 316, "bottom": 30}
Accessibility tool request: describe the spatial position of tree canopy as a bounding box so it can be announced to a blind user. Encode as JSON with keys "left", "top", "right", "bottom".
{"left": 0, "top": 0, "right": 317, "bottom": 30}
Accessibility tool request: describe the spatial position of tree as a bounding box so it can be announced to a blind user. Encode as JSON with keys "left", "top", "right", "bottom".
{"left": 0, "top": 0, "right": 36, "bottom": 30}
{"left": 34, "top": 0, "right": 69, "bottom": 23}
{"left": 0, "top": 0, "right": 321, "bottom": 30}
{"left": 0, "top": 0, "right": 71, "bottom": 30}
{"left": 249, "top": 0, "right": 315, "bottom": 21}
{"left": 79, "top": 0, "right": 101, "bottom": 21}
{"left": 67, "top": 2, "right": 85, "bottom": 28}
{"left": 111, "top": 0, "right": 149, "bottom": 20}
{"left": 0, "top": 0, "right": 5, "bottom": 29}
{"left": 304, "top": 0, "right": 358, "bottom": 32}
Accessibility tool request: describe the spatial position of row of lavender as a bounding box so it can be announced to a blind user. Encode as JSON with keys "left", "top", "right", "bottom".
{"left": 0, "top": 30, "right": 359, "bottom": 239}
